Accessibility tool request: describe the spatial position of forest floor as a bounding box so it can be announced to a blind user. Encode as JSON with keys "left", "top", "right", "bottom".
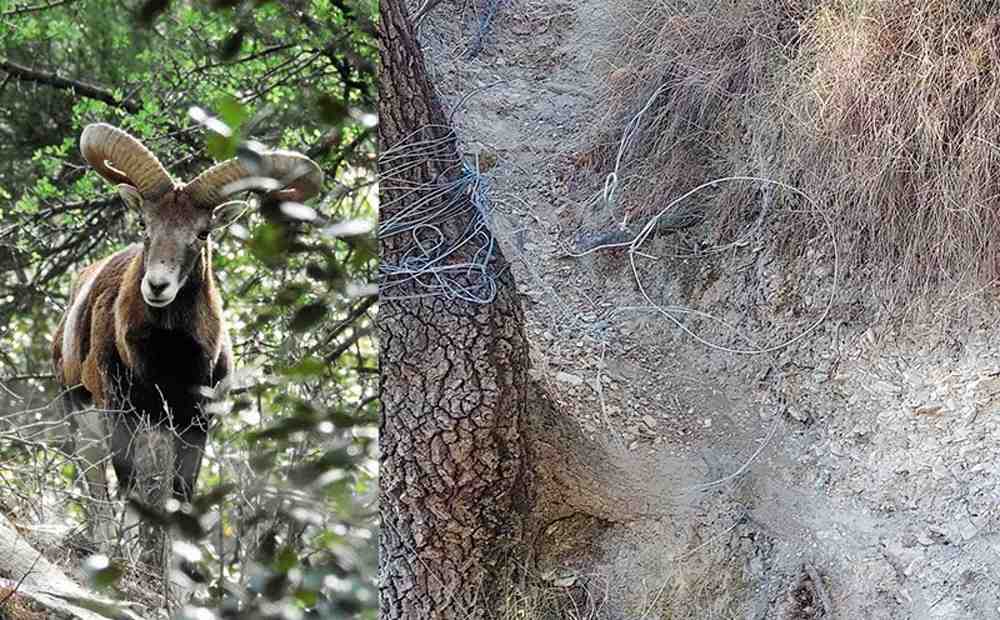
{"left": 420, "top": 1, "right": 1000, "bottom": 618}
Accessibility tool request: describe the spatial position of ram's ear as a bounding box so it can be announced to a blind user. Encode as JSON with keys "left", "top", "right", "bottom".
{"left": 211, "top": 200, "right": 249, "bottom": 229}
{"left": 117, "top": 184, "right": 143, "bottom": 211}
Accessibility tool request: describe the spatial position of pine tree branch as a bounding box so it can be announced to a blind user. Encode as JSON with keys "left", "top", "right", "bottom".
{"left": 0, "top": 58, "right": 140, "bottom": 113}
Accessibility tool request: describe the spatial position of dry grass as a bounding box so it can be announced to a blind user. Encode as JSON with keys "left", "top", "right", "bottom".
{"left": 490, "top": 580, "right": 601, "bottom": 620}
{"left": 446, "top": 555, "right": 616, "bottom": 620}
{"left": 482, "top": 560, "right": 751, "bottom": 619}
{"left": 587, "top": 0, "right": 1000, "bottom": 308}
{"left": 481, "top": 551, "right": 751, "bottom": 619}
{"left": 0, "top": 588, "right": 47, "bottom": 620}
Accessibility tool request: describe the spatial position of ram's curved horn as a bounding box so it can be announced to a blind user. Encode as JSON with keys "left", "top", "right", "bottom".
{"left": 79, "top": 123, "right": 174, "bottom": 199}
{"left": 185, "top": 150, "right": 324, "bottom": 208}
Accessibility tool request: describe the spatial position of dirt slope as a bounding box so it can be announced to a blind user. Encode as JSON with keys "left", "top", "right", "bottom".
{"left": 419, "top": 1, "right": 1000, "bottom": 618}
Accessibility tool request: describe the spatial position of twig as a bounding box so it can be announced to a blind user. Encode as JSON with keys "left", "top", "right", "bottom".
{"left": 353, "top": 394, "right": 378, "bottom": 416}
{"left": 0, "top": 373, "right": 55, "bottom": 382}
{"left": 0, "top": 433, "right": 57, "bottom": 452}
{"left": 0, "top": 58, "right": 140, "bottom": 112}
{"left": 0, "top": 552, "right": 42, "bottom": 608}
{"left": 568, "top": 176, "right": 839, "bottom": 356}
{"left": 466, "top": 0, "right": 505, "bottom": 59}
{"left": 685, "top": 417, "right": 781, "bottom": 492}
{"left": 413, "top": 0, "right": 446, "bottom": 26}
{"left": 317, "top": 128, "right": 373, "bottom": 170}
{"left": 324, "top": 326, "right": 372, "bottom": 363}
{"left": 0, "top": 381, "right": 21, "bottom": 400}
{"left": 595, "top": 342, "right": 623, "bottom": 448}
{"left": 190, "top": 43, "right": 297, "bottom": 74}
{"left": 448, "top": 80, "right": 506, "bottom": 124}
{"left": 0, "top": 0, "right": 77, "bottom": 17}
{"left": 312, "top": 295, "right": 376, "bottom": 355}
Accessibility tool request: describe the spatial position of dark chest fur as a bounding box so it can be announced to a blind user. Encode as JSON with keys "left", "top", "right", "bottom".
{"left": 108, "top": 327, "right": 217, "bottom": 428}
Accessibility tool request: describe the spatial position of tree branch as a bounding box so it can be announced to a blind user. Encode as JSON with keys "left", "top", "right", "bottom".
{"left": 324, "top": 325, "right": 371, "bottom": 363}
{"left": 309, "top": 126, "right": 373, "bottom": 167}
{"left": 0, "top": 373, "right": 55, "bottom": 382}
{"left": 0, "top": 0, "right": 77, "bottom": 17}
{"left": 34, "top": 196, "right": 117, "bottom": 219}
{"left": 313, "top": 295, "right": 376, "bottom": 357}
{"left": 0, "top": 513, "right": 140, "bottom": 620}
{"left": 413, "top": 0, "right": 446, "bottom": 26}
{"left": 0, "top": 58, "right": 140, "bottom": 113}
{"left": 191, "top": 43, "right": 298, "bottom": 75}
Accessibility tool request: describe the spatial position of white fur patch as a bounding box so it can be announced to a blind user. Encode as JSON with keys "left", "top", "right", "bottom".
{"left": 62, "top": 255, "right": 112, "bottom": 375}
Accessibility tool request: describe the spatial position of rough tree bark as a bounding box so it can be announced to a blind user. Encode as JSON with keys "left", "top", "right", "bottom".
{"left": 377, "top": 2, "right": 692, "bottom": 617}
{"left": 377, "top": 1, "right": 532, "bottom": 618}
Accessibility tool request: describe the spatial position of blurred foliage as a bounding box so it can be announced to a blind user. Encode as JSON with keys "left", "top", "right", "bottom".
{"left": 0, "top": 0, "right": 377, "bottom": 618}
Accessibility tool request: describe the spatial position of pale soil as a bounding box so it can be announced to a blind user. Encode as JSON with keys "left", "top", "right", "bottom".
{"left": 418, "top": 2, "right": 1000, "bottom": 618}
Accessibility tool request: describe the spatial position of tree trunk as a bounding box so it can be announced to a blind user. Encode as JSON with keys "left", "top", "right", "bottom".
{"left": 377, "top": 1, "right": 532, "bottom": 618}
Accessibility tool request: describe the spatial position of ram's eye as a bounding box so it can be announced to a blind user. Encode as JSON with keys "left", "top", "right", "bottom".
{"left": 137, "top": 219, "right": 146, "bottom": 230}
{"left": 197, "top": 230, "right": 210, "bottom": 241}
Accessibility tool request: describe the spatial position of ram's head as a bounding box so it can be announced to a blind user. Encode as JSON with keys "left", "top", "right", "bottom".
{"left": 80, "top": 123, "right": 323, "bottom": 306}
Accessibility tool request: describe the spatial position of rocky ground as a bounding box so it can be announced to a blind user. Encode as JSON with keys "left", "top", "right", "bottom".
{"left": 418, "top": 1, "right": 1000, "bottom": 617}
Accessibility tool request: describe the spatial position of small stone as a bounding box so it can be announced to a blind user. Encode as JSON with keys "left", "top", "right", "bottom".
{"left": 788, "top": 407, "right": 810, "bottom": 423}
{"left": 958, "top": 521, "right": 978, "bottom": 541}
{"left": 555, "top": 371, "right": 584, "bottom": 386}
{"left": 641, "top": 415, "right": 656, "bottom": 428}
{"left": 551, "top": 574, "right": 577, "bottom": 588}
{"left": 913, "top": 404, "right": 944, "bottom": 417}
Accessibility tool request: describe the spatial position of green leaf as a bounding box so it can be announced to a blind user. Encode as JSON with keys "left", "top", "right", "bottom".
{"left": 219, "top": 28, "right": 245, "bottom": 60}
{"left": 274, "top": 546, "right": 298, "bottom": 573}
{"left": 295, "top": 589, "right": 318, "bottom": 607}
{"left": 276, "top": 282, "right": 309, "bottom": 306}
{"left": 206, "top": 132, "right": 237, "bottom": 160}
{"left": 83, "top": 554, "right": 123, "bottom": 590}
{"left": 248, "top": 222, "right": 290, "bottom": 266}
{"left": 289, "top": 302, "right": 328, "bottom": 331}
{"left": 217, "top": 95, "right": 248, "bottom": 131}
{"left": 317, "top": 94, "right": 349, "bottom": 125}
{"left": 137, "top": 0, "right": 170, "bottom": 25}
{"left": 284, "top": 356, "right": 326, "bottom": 379}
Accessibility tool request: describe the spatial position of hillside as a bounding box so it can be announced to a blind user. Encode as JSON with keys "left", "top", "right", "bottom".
{"left": 418, "top": 1, "right": 1000, "bottom": 617}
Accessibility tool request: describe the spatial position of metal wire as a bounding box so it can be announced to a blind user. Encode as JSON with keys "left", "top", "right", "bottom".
{"left": 378, "top": 125, "right": 500, "bottom": 304}
{"left": 467, "top": 0, "right": 505, "bottom": 59}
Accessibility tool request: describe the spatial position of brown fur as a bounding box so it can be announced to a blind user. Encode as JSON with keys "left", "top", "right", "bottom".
{"left": 55, "top": 124, "right": 316, "bottom": 519}
{"left": 54, "top": 243, "right": 230, "bottom": 407}
{"left": 53, "top": 231, "right": 233, "bottom": 509}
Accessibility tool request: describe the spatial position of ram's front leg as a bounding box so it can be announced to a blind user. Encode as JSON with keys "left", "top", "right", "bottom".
{"left": 172, "top": 422, "right": 208, "bottom": 503}
{"left": 70, "top": 401, "right": 118, "bottom": 548}
{"left": 108, "top": 413, "right": 140, "bottom": 499}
